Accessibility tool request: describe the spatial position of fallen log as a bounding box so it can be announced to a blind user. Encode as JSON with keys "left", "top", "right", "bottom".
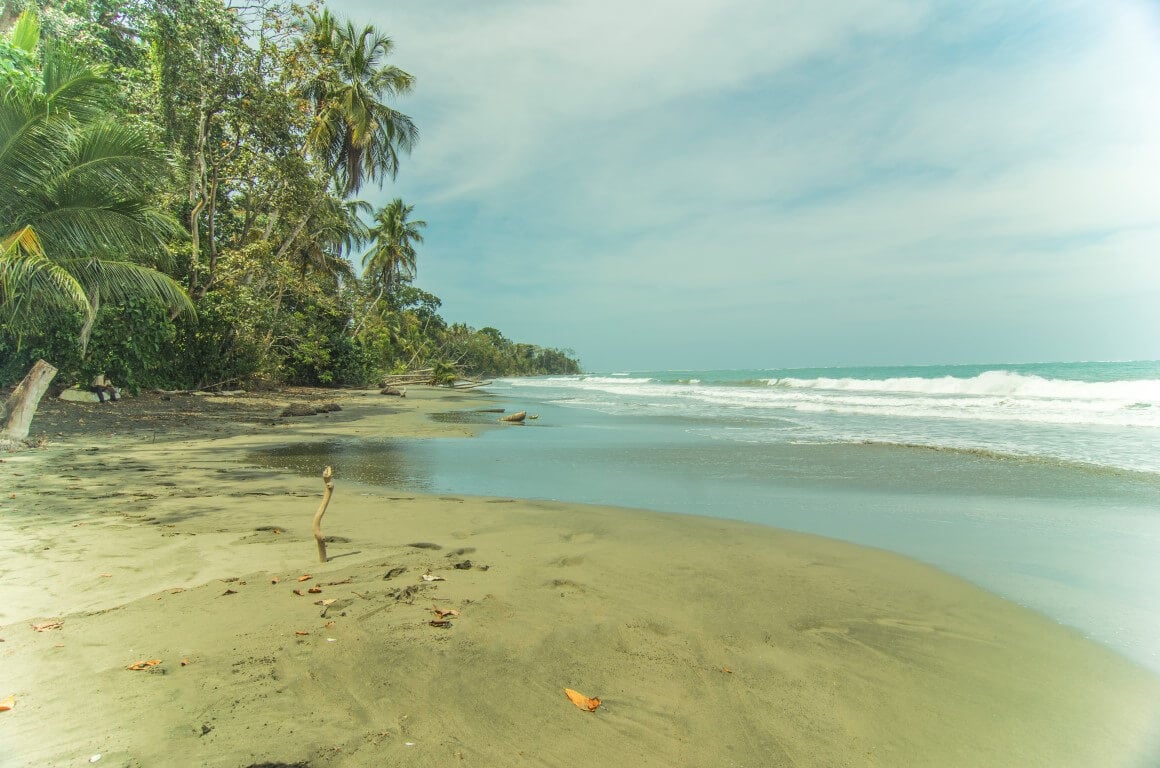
{"left": 381, "top": 377, "right": 430, "bottom": 387}
{"left": 452, "top": 380, "right": 493, "bottom": 390}
{"left": 499, "top": 411, "right": 527, "bottom": 423}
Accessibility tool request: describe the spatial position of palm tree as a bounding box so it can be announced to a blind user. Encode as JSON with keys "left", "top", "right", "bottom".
{"left": 361, "top": 198, "right": 426, "bottom": 300}
{"left": 294, "top": 196, "right": 370, "bottom": 283}
{"left": 1, "top": 11, "right": 192, "bottom": 438}
{"left": 302, "top": 9, "right": 418, "bottom": 196}
{"left": 0, "top": 11, "right": 192, "bottom": 344}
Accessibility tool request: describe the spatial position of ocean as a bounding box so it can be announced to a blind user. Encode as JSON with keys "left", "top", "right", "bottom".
{"left": 255, "top": 361, "right": 1160, "bottom": 672}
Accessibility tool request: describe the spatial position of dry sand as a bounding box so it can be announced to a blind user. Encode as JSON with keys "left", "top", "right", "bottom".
{"left": 2, "top": 387, "right": 1159, "bottom": 767}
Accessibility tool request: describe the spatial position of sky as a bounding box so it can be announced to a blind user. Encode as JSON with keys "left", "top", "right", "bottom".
{"left": 330, "top": 0, "right": 1160, "bottom": 372}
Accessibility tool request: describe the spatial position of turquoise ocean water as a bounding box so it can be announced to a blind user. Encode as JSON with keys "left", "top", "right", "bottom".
{"left": 256, "top": 361, "right": 1160, "bottom": 672}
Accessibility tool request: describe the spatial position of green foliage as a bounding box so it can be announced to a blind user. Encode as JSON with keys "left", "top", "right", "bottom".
{"left": 81, "top": 297, "right": 178, "bottom": 392}
{"left": 1, "top": 1, "right": 580, "bottom": 397}
{"left": 0, "top": 8, "right": 191, "bottom": 352}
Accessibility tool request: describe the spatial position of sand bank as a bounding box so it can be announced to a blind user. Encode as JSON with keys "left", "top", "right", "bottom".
{"left": 1, "top": 387, "right": 1158, "bottom": 767}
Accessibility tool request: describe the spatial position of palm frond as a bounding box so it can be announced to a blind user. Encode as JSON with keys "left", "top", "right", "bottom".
{"left": 9, "top": 10, "right": 40, "bottom": 54}
{"left": 64, "top": 258, "right": 194, "bottom": 317}
{"left": 0, "top": 226, "right": 91, "bottom": 331}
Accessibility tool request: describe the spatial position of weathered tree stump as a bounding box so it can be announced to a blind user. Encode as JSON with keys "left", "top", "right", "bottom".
{"left": 2, "top": 359, "right": 58, "bottom": 441}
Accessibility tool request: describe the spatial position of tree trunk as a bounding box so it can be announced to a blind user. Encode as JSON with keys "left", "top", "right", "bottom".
{"left": 78, "top": 285, "right": 100, "bottom": 358}
{"left": 2, "top": 359, "right": 58, "bottom": 441}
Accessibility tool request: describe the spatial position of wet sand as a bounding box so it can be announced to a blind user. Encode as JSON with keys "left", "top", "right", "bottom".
{"left": 2, "top": 387, "right": 1159, "bottom": 767}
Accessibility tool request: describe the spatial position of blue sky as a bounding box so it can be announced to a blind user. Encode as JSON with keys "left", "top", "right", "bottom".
{"left": 331, "top": 0, "right": 1160, "bottom": 371}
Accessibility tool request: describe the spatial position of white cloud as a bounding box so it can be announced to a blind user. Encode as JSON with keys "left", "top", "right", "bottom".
{"left": 331, "top": 0, "right": 1160, "bottom": 368}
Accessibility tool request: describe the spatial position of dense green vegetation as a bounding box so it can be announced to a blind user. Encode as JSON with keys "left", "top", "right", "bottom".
{"left": 0, "top": 0, "right": 580, "bottom": 393}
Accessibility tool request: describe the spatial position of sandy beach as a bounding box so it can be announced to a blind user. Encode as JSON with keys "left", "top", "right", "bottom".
{"left": 2, "top": 387, "right": 1159, "bottom": 767}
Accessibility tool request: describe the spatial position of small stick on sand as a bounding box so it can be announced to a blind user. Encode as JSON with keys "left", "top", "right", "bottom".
{"left": 313, "top": 466, "right": 334, "bottom": 563}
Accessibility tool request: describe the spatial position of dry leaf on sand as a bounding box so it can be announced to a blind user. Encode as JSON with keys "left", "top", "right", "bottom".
{"left": 297, "top": 574, "right": 312, "bottom": 582}
{"left": 307, "top": 587, "right": 322, "bottom": 594}
{"left": 420, "top": 574, "right": 445, "bottom": 582}
{"left": 0, "top": 695, "right": 14, "bottom": 712}
{"left": 564, "top": 688, "right": 601, "bottom": 712}
{"left": 431, "top": 606, "right": 459, "bottom": 619}
{"left": 127, "top": 659, "right": 162, "bottom": 671}
{"left": 31, "top": 620, "right": 63, "bottom": 632}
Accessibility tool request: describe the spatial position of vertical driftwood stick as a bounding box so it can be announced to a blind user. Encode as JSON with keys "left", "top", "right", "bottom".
{"left": 313, "top": 466, "right": 334, "bottom": 563}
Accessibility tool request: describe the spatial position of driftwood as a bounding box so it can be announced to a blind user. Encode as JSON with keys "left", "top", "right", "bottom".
{"left": 382, "top": 369, "right": 433, "bottom": 387}
{"left": 381, "top": 377, "right": 430, "bottom": 387}
{"left": 499, "top": 411, "right": 527, "bottom": 423}
{"left": 313, "top": 466, "right": 334, "bottom": 563}
{"left": 2, "top": 359, "right": 58, "bottom": 441}
{"left": 451, "top": 379, "right": 493, "bottom": 390}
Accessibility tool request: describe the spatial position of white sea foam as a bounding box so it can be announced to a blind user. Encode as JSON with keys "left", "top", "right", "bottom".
{"left": 771, "top": 370, "right": 1160, "bottom": 403}
{"left": 500, "top": 370, "right": 1160, "bottom": 431}
{"left": 491, "top": 367, "right": 1160, "bottom": 473}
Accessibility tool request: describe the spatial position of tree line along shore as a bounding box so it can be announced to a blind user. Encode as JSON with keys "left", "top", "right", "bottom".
{"left": 0, "top": 0, "right": 580, "bottom": 411}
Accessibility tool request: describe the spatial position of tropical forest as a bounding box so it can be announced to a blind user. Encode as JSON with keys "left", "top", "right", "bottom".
{"left": 0, "top": 0, "right": 581, "bottom": 403}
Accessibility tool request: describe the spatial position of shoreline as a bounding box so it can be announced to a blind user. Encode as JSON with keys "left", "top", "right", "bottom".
{"left": 2, "top": 387, "right": 1159, "bottom": 766}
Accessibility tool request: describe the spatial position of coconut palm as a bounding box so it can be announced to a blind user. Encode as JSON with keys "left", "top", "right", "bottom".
{"left": 0, "top": 11, "right": 192, "bottom": 344}
{"left": 294, "top": 196, "right": 370, "bottom": 283}
{"left": 301, "top": 9, "right": 418, "bottom": 196}
{"left": 361, "top": 198, "right": 425, "bottom": 299}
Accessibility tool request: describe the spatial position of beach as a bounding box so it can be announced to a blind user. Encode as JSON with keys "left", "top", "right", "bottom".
{"left": 2, "top": 387, "right": 1159, "bottom": 767}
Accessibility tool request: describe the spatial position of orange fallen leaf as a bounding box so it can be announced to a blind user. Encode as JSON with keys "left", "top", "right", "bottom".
{"left": 297, "top": 574, "right": 312, "bottom": 582}
{"left": 307, "top": 587, "right": 322, "bottom": 594}
{"left": 431, "top": 606, "right": 460, "bottom": 619}
{"left": 0, "top": 694, "right": 14, "bottom": 712}
{"left": 564, "top": 688, "right": 601, "bottom": 712}
{"left": 722, "top": 666, "right": 733, "bottom": 674}
{"left": 295, "top": 630, "right": 310, "bottom": 636}
{"left": 127, "top": 659, "right": 162, "bottom": 671}
{"left": 31, "top": 620, "right": 63, "bottom": 632}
